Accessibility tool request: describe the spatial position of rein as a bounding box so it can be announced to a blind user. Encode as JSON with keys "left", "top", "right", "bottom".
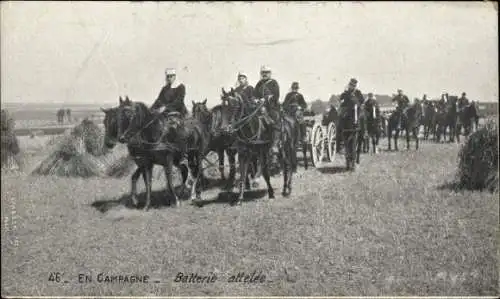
{"left": 119, "top": 106, "right": 181, "bottom": 152}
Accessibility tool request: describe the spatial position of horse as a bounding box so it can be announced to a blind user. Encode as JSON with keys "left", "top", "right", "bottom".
{"left": 337, "top": 101, "right": 363, "bottom": 170}
{"left": 223, "top": 89, "right": 297, "bottom": 204}
{"left": 101, "top": 96, "right": 209, "bottom": 210}
{"left": 192, "top": 99, "right": 237, "bottom": 186}
{"left": 283, "top": 103, "right": 309, "bottom": 170}
{"left": 458, "top": 103, "right": 479, "bottom": 137}
{"left": 386, "top": 110, "right": 402, "bottom": 151}
{"left": 422, "top": 101, "right": 437, "bottom": 140}
{"left": 434, "top": 103, "right": 449, "bottom": 143}
{"left": 445, "top": 96, "right": 460, "bottom": 143}
{"left": 401, "top": 101, "right": 422, "bottom": 150}
{"left": 361, "top": 102, "right": 381, "bottom": 154}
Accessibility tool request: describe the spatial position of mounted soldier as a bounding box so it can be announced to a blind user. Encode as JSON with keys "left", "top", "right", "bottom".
{"left": 234, "top": 72, "right": 254, "bottom": 102}
{"left": 458, "top": 92, "right": 470, "bottom": 112}
{"left": 336, "top": 78, "right": 365, "bottom": 153}
{"left": 151, "top": 68, "right": 188, "bottom": 119}
{"left": 253, "top": 65, "right": 280, "bottom": 165}
{"left": 422, "top": 94, "right": 429, "bottom": 104}
{"left": 364, "top": 92, "right": 380, "bottom": 119}
{"left": 283, "top": 82, "right": 307, "bottom": 146}
{"left": 438, "top": 92, "right": 448, "bottom": 110}
{"left": 392, "top": 89, "right": 410, "bottom": 130}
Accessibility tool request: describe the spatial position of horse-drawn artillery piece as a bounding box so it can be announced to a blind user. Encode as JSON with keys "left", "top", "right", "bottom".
{"left": 297, "top": 108, "right": 337, "bottom": 168}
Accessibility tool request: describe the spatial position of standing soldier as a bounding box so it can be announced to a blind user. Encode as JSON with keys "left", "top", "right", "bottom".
{"left": 151, "top": 68, "right": 188, "bottom": 117}
{"left": 392, "top": 89, "right": 410, "bottom": 130}
{"left": 283, "top": 82, "right": 308, "bottom": 147}
{"left": 234, "top": 72, "right": 254, "bottom": 101}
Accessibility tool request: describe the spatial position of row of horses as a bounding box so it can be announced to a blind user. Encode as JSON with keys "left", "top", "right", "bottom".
{"left": 101, "top": 88, "right": 299, "bottom": 210}
{"left": 322, "top": 96, "right": 480, "bottom": 158}
{"left": 100, "top": 92, "right": 480, "bottom": 211}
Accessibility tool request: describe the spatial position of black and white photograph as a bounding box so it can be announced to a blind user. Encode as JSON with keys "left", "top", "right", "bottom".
{"left": 1, "top": 1, "right": 498, "bottom": 297}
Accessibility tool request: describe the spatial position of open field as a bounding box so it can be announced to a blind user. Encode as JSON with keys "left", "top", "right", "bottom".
{"left": 1, "top": 134, "right": 498, "bottom": 296}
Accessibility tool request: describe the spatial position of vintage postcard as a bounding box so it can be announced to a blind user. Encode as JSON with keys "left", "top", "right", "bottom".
{"left": 1, "top": 1, "right": 498, "bottom": 297}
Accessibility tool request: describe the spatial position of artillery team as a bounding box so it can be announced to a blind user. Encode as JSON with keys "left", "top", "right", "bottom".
{"left": 100, "top": 66, "right": 481, "bottom": 210}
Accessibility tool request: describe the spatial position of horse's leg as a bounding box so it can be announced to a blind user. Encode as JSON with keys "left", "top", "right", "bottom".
{"left": 236, "top": 150, "right": 248, "bottom": 205}
{"left": 414, "top": 127, "right": 419, "bottom": 150}
{"left": 281, "top": 146, "right": 289, "bottom": 196}
{"left": 372, "top": 133, "right": 377, "bottom": 154}
{"left": 143, "top": 165, "right": 153, "bottom": 211}
{"left": 387, "top": 128, "right": 392, "bottom": 151}
{"left": 261, "top": 148, "right": 275, "bottom": 199}
{"left": 247, "top": 157, "right": 255, "bottom": 189}
{"left": 302, "top": 136, "right": 308, "bottom": 170}
{"left": 394, "top": 129, "right": 399, "bottom": 151}
{"left": 130, "top": 166, "right": 142, "bottom": 207}
{"left": 356, "top": 131, "right": 362, "bottom": 165}
{"left": 227, "top": 149, "right": 237, "bottom": 189}
{"left": 165, "top": 154, "right": 180, "bottom": 207}
{"left": 217, "top": 148, "right": 225, "bottom": 181}
{"left": 406, "top": 127, "right": 411, "bottom": 150}
{"left": 188, "top": 152, "right": 201, "bottom": 202}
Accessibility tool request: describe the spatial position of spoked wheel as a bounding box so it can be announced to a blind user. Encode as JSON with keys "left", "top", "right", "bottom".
{"left": 326, "top": 122, "right": 336, "bottom": 162}
{"left": 310, "top": 123, "right": 324, "bottom": 167}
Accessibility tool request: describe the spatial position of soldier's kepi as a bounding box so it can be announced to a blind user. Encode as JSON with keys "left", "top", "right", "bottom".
{"left": 150, "top": 68, "right": 188, "bottom": 117}
{"left": 253, "top": 65, "right": 281, "bottom": 164}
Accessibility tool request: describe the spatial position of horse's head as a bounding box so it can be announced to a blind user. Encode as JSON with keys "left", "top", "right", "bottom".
{"left": 192, "top": 99, "right": 210, "bottom": 123}
{"left": 109, "top": 95, "right": 150, "bottom": 144}
{"left": 221, "top": 87, "right": 244, "bottom": 115}
{"left": 100, "top": 106, "right": 119, "bottom": 149}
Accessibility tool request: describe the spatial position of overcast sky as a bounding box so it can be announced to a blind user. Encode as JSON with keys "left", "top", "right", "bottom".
{"left": 1, "top": 1, "right": 498, "bottom": 108}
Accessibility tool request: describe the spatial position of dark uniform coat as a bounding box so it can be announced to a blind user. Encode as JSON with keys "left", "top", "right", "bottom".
{"left": 392, "top": 94, "right": 410, "bottom": 110}
{"left": 151, "top": 82, "right": 188, "bottom": 117}
{"left": 253, "top": 78, "right": 280, "bottom": 109}
{"left": 458, "top": 96, "right": 470, "bottom": 110}
{"left": 234, "top": 84, "right": 254, "bottom": 102}
{"left": 283, "top": 91, "right": 307, "bottom": 111}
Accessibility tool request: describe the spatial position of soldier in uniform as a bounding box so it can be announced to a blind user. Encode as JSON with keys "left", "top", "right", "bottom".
{"left": 336, "top": 78, "right": 365, "bottom": 153}
{"left": 422, "top": 94, "right": 429, "bottom": 104}
{"left": 458, "top": 92, "right": 470, "bottom": 111}
{"left": 151, "top": 68, "right": 188, "bottom": 117}
{"left": 364, "top": 92, "right": 380, "bottom": 119}
{"left": 283, "top": 82, "right": 308, "bottom": 146}
{"left": 234, "top": 72, "right": 254, "bottom": 102}
{"left": 253, "top": 65, "right": 280, "bottom": 167}
{"left": 392, "top": 89, "right": 410, "bottom": 130}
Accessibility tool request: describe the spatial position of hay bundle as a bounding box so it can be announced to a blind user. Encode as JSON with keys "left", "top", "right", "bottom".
{"left": 72, "top": 118, "right": 107, "bottom": 156}
{"left": 31, "top": 119, "right": 108, "bottom": 177}
{"left": 1, "top": 109, "right": 22, "bottom": 171}
{"left": 457, "top": 119, "right": 499, "bottom": 192}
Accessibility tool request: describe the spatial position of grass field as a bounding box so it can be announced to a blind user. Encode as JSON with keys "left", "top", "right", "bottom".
{"left": 1, "top": 135, "right": 498, "bottom": 296}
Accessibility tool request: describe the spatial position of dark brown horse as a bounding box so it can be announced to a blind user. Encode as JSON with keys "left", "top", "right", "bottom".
{"left": 422, "top": 101, "right": 437, "bottom": 140}
{"left": 458, "top": 103, "right": 479, "bottom": 137}
{"left": 361, "top": 102, "right": 381, "bottom": 154}
{"left": 283, "top": 103, "right": 309, "bottom": 169}
{"left": 192, "top": 98, "right": 261, "bottom": 189}
{"left": 337, "top": 102, "right": 363, "bottom": 170}
{"left": 223, "top": 89, "right": 297, "bottom": 204}
{"left": 101, "top": 96, "right": 209, "bottom": 210}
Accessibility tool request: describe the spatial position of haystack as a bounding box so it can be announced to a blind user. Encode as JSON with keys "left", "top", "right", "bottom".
{"left": 1, "top": 109, "right": 22, "bottom": 171}
{"left": 31, "top": 119, "right": 109, "bottom": 177}
{"left": 456, "top": 119, "right": 499, "bottom": 192}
